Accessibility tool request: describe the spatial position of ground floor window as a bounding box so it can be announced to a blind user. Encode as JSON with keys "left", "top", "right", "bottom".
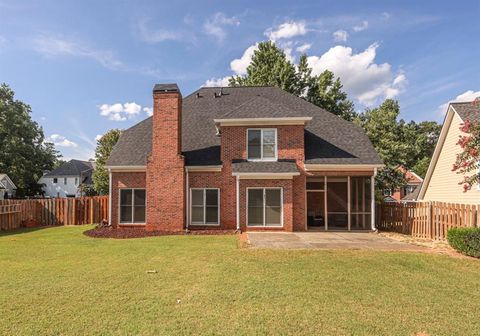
{"left": 120, "top": 189, "right": 146, "bottom": 224}
{"left": 247, "top": 188, "right": 282, "bottom": 227}
{"left": 190, "top": 188, "right": 219, "bottom": 225}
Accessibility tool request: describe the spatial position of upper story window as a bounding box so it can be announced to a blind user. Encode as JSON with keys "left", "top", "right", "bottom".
{"left": 247, "top": 129, "right": 277, "bottom": 161}
{"left": 64, "top": 177, "right": 68, "bottom": 185}
{"left": 53, "top": 178, "right": 58, "bottom": 184}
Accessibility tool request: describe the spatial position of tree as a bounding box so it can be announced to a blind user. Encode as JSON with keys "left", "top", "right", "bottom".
{"left": 355, "top": 99, "right": 442, "bottom": 194}
{"left": 92, "top": 129, "right": 121, "bottom": 195}
{"left": 0, "top": 83, "right": 61, "bottom": 196}
{"left": 229, "top": 41, "right": 356, "bottom": 120}
{"left": 452, "top": 101, "right": 480, "bottom": 191}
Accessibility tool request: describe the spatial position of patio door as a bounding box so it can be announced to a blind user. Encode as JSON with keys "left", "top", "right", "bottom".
{"left": 326, "top": 177, "right": 348, "bottom": 230}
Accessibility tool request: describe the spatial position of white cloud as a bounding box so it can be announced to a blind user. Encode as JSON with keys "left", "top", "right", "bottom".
{"left": 230, "top": 43, "right": 258, "bottom": 75}
{"left": 353, "top": 20, "right": 369, "bottom": 32}
{"left": 296, "top": 43, "right": 312, "bottom": 53}
{"left": 204, "top": 77, "right": 230, "bottom": 87}
{"left": 98, "top": 102, "right": 142, "bottom": 121}
{"left": 95, "top": 134, "right": 103, "bottom": 142}
{"left": 32, "top": 34, "right": 124, "bottom": 70}
{"left": 47, "top": 134, "right": 78, "bottom": 148}
{"left": 382, "top": 12, "right": 391, "bottom": 20}
{"left": 332, "top": 30, "right": 348, "bottom": 42}
{"left": 307, "top": 43, "right": 407, "bottom": 105}
{"left": 143, "top": 107, "right": 153, "bottom": 116}
{"left": 265, "top": 21, "right": 308, "bottom": 40}
{"left": 438, "top": 90, "right": 480, "bottom": 114}
{"left": 203, "top": 12, "right": 240, "bottom": 41}
{"left": 137, "top": 19, "right": 180, "bottom": 44}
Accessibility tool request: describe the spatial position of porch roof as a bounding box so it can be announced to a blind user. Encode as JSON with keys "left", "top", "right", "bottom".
{"left": 231, "top": 160, "right": 298, "bottom": 173}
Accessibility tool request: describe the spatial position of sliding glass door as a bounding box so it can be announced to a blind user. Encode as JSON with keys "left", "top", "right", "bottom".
{"left": 247, "top": 188, "right": 282, "bottom": 227}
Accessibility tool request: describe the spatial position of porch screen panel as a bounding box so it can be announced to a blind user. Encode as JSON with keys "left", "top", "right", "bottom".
{"left": 327, "top": 178, "right": 348, "bottom": 229}
{"left": 248, "top": 189, "right": 264, "bottom": 226}
{"left": 265, "top": 189, "right": 281, "bottom": 226}
{"left": 350, "top": 177, "right": 371, "bottom": 229}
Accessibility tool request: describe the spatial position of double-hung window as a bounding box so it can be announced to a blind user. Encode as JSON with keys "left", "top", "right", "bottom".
{"left": 190, "top": 188, "right": 220, "bottom": 225}
{"left": 247, "top": 188, "right": 282, "bottom": 227}
{"left": 120, "top": 189, "right": 146, "bottom": 224}
{"left": 247, "top": 129, "right": 277, "bottom": 160}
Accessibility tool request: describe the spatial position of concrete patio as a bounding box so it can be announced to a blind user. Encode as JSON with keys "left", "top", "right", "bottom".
{"left": 247, "top": 232, "right": 427, "bottom": 251}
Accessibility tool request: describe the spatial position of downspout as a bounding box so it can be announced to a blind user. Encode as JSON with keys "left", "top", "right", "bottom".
{"left": 236, "top": 175, "right": 240, "bottom": 232}
{"left": 185, "top": 169, "right": 189, "bottom": 232}
{"left": 108, "top": 169, "right": 112, "bottom": 226}
{"left": 371, "top": 168, "right": 377, "bottom": 231}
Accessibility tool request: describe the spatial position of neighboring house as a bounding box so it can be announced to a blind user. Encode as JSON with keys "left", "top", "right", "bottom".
{"left": 418, "top": 101, "right": 480, "bottom": 203}
{"left": 106, "top": 84, "right": 383, "bottom": 232}
{"left": 383, "top": 165, "right": 423, "bottom": 202}
{"left": 0, "top": 174, "right": 17, "bottom": 199}
{"left": 39, "top": 159, "right": 94, "bottom": 198}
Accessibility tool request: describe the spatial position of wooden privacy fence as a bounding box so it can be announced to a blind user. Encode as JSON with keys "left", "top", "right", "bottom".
{"left": 0, "top": 196, "right": 109, "bottom": 231}
{"left": 377, "top": 201, "right": 479, "bottom": 240}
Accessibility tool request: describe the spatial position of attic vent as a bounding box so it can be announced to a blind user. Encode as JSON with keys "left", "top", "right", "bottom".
{"left": 196, "top": 92, "right": 202, "bottom": 98}
{"left": 214, "top": 92, "right": 220, "bottom": 98}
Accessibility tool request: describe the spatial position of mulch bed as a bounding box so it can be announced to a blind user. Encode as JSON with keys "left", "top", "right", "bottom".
{"left": 84, "top": 227, "right": 238, "bottom": 239}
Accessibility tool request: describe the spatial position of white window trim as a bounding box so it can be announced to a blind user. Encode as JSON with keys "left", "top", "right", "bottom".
{"left": 246, "top": 128, "right": 278, "bottom": 162}
{"left": 189, "top": 188, "right": 220, "bottom": 226}
{"left": 118, "top": 188, "right": 146, "bottom": 225}
{"left": 246, "top": 187, "right": 283, "bottom": 227}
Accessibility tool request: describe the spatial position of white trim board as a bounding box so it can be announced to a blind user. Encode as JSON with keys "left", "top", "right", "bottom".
{"left": 214, "top": 117, "right": 312, "bottom": 126}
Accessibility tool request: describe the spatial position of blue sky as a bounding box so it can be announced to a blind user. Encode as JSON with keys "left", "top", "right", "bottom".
{"left": 1, "top": 0, "right": 479, "bottom": 160}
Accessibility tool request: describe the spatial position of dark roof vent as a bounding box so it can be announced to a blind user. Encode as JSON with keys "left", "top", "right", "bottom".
{"left": 196, "top": 92, "right": 202, "bottom": 98}
{"left": 214, "top": 91, "right": 220, "bottom": 98}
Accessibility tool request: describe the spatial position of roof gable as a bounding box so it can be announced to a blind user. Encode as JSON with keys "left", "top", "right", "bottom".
{"left": 44, "top": 160, "right": 94, "bottom": 177}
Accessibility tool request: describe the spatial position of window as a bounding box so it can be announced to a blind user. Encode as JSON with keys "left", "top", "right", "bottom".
{"left": 247, "top": 129, "right": 277, "bottom": 160}
{"left": 64, "top": 177, "right": 68, "bottom": 185}
{"left": 119, "top": 189, "right": 146, "bottom": 224}
{"left": 190, "top": 189, "right": 219, "bottom": 225}
{"left": 247, "top": 188, "right": 282, "bottom": 227}
{"left": 75, "top": 177, "right": 78, "bottom": 185}
{"left": 53, "top": 178, "right": 58, "bottom": 184}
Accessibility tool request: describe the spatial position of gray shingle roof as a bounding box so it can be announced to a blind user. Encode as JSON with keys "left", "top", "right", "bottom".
{"left": 452, "top": 102, "right": 480, "bottom": 122}
{"left": 232, "top": 160, "right": 298, "bottom": 173}
{"left": 44, "top": 160, "right": 94, "bottom": 177}
{"left": 402, "top": 184, "right": 421, "bottom": 201}
{"left": 107, "top": 86, "right": 382, "bottom": 167}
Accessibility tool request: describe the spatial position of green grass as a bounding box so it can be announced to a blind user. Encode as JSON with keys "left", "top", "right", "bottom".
{"left": 1, "top": 227, "right": 480, "bottom": 335}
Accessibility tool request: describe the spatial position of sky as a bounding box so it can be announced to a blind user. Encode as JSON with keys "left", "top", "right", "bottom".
{"left": 1, "top": 0, "right": 479, "bottom": 160}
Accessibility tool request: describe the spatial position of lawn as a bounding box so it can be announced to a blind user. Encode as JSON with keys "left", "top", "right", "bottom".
{"left": 1, "top": 226, "right": 479, "bottom": 336}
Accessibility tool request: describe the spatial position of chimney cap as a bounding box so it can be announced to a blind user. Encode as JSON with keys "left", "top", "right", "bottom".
{"left": 153, "top": 83, "right": 179, "bottom": 93}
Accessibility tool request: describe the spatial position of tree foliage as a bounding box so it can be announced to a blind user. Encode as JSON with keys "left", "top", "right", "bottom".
{"left": 229, "top": 41, "right": 355, "bottom": 120}
{"left": 355, "top": 99, "right": 441, "bottom": 192}
{"left": 92, "top": 129, "right": 121, "bottom": 195}
{"left": 452, "top": 102, "right": 480, "bottom": 191}
{"left": 0, "top": 83, "right": 61, "bottom": 196}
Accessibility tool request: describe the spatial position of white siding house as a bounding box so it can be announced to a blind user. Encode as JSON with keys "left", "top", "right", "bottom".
{"left": 38, "top": 159, "right": 94, "bottom": 198}
{"left": 0, "top": 174, "right": 17, "bottom": 199}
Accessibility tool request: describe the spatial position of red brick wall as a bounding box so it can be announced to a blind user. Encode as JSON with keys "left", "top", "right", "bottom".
{"left": 146, "top": 90, "right": 185, "bottom": 231}
{"left": 111, "top": 172, "right": 146, "bottom": 228}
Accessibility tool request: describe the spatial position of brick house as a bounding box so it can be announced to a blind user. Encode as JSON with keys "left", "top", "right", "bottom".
{"left": 105, "top": 84, "right": 383, "bottom": 232}
{"left": 383, "top": 165, "right": 423, "bottom": 202}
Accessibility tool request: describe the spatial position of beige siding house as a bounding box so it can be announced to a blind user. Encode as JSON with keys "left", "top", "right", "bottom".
{"left": 419, "top": 101, "right": 480, "bottom": 203}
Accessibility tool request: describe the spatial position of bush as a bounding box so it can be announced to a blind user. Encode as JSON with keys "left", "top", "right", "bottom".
{"left": 447, "top": 227, "right": 480, "bottom": 258}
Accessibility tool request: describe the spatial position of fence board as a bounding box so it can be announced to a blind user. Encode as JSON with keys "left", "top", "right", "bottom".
{"left": 0, "top": 196, "right": 109, "bottom": 231}
{"left": 377, "top": 201, "right": 479, "bottom": 240}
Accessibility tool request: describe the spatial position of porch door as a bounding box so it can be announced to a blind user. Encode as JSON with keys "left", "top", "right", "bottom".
{"left": 326, "top": 177, "right": 348, "bottom": 230}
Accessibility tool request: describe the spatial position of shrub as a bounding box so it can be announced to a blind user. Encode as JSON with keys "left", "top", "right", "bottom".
{"left": 447, "top": 227, "right": 480, "bottom": 258}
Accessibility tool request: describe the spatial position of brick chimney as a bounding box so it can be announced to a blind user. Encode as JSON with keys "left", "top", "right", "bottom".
{"left": 146, "top": 84, "right": 185, "bottom": 231}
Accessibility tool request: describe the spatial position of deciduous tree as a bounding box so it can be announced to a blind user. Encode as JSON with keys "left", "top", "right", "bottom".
{"left": 92, "top": 129, "right": 121, "bottom": 195}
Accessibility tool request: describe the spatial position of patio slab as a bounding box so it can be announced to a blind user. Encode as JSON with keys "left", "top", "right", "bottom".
{"left": 247, "top": 232, "right": 428, "bottom": 251}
